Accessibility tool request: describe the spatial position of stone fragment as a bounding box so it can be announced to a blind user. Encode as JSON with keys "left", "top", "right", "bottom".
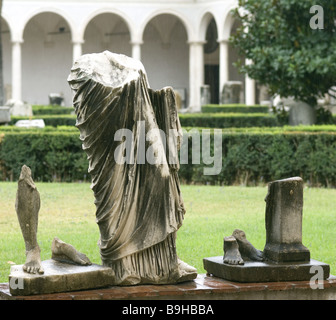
{"left": 263, "top": 177, "right": 310, "bottom": 262}
{"left": 15, "top": 119, "right": 45, "bottom": 128}
{"left": 221, "top": 81, "right": 243, "bottom": 104}
{"left": 67, "top": 51, "right": 197, "bottom": 285}
{"left": 15, "top": 165, "right": 44, "bottom": 275}
{"left": 0, "top": 106, "right": 10, "bottom": 123}
{"left": 203, "top": 256, "right": 329, "bottom": 283}
{"left": 5, "top": 99, "right": 32, "bottom": 117}
{"left": 51, "top": 237, "right": 92, "bottom": 266}
{"left": 9, "top": 259, "right": 114, "bottom": 296}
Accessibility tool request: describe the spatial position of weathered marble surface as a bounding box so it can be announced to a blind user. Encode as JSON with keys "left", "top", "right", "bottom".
{"left": 68, "top": 51, "right": 197, "bottom": 285}
{"left": 263, "top": 177, "right": 310, "bottom": 262}
{"left": 9, "top": 260, "right": 114, "bottom": 296}
{"left": 15, "top": 165, "right": 44, "bottom": 275}
{"left": 204, "top": 256, "right": 330, "bottom": 283}
{"left": 204, "top": 176, "right": 329, "bottom": 283}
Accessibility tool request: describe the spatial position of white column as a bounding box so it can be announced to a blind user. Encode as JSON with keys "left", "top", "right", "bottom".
{"left": 131, "top": 41, "right": 143, "bottom": 62}
{"left": 12, "top": 40, "right": 23, "bottom": 101}
{"left": 188, "top": 41, "right": 205, "bottom": 112}
{"left": 219, "top": 39, "right": 229, "bottom": 103}
{"left": 245, "top": 59, "right": 256, "bottom": 105}
{"left": 72, "top": 41, "right": 83, "bottom": 63}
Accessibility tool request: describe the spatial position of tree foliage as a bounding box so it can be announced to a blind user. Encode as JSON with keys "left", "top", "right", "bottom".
{"left": 231, "top": 0, "right": 336, "bottom": 105}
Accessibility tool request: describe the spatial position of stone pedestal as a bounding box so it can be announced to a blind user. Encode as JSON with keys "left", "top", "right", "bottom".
{"left": 0, "top": 107, "right": 11, "bottom": 123}
{"left": 263, "top": 177, "right": 310, "bottom": 262}
{"left": 5, "top": 99, "right": 32, "bottom": 117}
{"left": 203, "top": 176, "right": 329, "bottom": 283}
{"left": 283, "top": 99, "right": 317, "bottom": 126}
{"left": 9, "top": 259, "right": 114, "bottom": 296}
{"left": 200, "top": 85, "right": 211, "bottom": 106}
{"left": 203, "top": 256, "right": 330, "bottom": 283}
{"left": 221, "top": 81, "right": 243, "bottom": 104}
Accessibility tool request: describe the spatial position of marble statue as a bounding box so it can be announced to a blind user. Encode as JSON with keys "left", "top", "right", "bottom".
{"left": 51, "top": 237, "right": 92, "bottom": 266}
{"left": 15, "top": 165, "right": 44, "bottom": 274}
{"left": 67, "top": 51, "right": 197, "bottom": 285}
{"left": 223, "top": 229, "right": 263, "bottom": 265}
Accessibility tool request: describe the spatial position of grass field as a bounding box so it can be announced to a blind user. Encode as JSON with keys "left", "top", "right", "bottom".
{"left": 0, "top": 182, "right": 335, "bottom": 283}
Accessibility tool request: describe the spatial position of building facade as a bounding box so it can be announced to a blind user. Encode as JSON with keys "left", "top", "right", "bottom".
{"left": 1, "top": 0, "right": 256, "bottom": 110}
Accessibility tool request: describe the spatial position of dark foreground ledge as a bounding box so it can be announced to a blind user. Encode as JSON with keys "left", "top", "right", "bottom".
{"left": 1, "top": 274, "right": 336, "bottom": 300}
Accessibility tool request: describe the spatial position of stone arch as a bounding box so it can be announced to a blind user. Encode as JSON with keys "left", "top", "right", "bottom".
{"left": 1, "top": 16, "right": 12, "bottom": 101}
{"left": 199, "top": 11, "right": 219, "bottom": 42}
{"left": 141, "top": 12, "right": 190, "bottom": 108}
{"left": 139, "top": 9, "right": 193, "bottom": 43}
{"left": 199, "top": 11, "right": 221, "bottom": 104}
{"left": 222, "top": 5, "right": 239, "bottom": 41}
{"left": 82, "top": 12, "right": 132, "bottom": 57}
{"left": 80, "top": 8, "right": 134, "bottom": 43}
{"left": 22, "top": 11, "right": 73, "bottom": 105}
{"left": 21, "top": 7, "right": 75, "bottom": 42}
{"left": 221, "top": 6, "right": 247, "bottom": 103}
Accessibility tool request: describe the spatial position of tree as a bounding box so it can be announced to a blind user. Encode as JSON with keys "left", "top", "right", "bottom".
{"left": 231, "top": 0, "right": 336, "bottom": 106}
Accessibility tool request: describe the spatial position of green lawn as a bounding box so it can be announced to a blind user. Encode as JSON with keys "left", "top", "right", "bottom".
{"left": 0, "top": 182, "right": 335, "bottom": 283}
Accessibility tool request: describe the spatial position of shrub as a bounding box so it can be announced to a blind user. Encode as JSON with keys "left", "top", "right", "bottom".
{"left": 179, "top": 113, "right": 279, "bottom": 128}
{"left": 1, "top": 126, "right": 336, "bottom": 186}
{"left": 9, "top": 115, "right": 77, "bottom": 127}
{"left": 201, "top": 104, "right": 269, "bottom": 114}
{"left": 32, "top": 105, "right": 74, "bottom": 115}
{"left": 178, "top": 127, "right": 336, "bottom": 187}
{"left": 0, "top": 130, "right": 87, "bottom": 182}
{"left": 272, "top": 106, "right": 336, "bottom": 126}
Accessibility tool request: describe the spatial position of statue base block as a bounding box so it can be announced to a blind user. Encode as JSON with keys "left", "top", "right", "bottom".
{"left": 9, "top": 259, "right": 115, "bottom": 296}
{"left": 203, "top": 256, "right": 330, "bottom": 283}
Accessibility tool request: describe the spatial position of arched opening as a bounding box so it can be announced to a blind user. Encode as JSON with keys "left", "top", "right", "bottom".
{"left": 83, "top": 13, "right": 131, "bottom": 57}
{"left": 22, "top": 12, "right": 73, "bottom": 105}
{"left": 203, "top": 17, "right": 220, "bottom": 104}
{"left": 1, "top": 17, "right": 11, "bottom": 102}
{"left": 229, "top": 19, "right": 245, "bottom": 84}
{"left": 142, "top": 14, "right": 189, "bottom": 109}
{"left": 220, "top": 15, "right": 248, "bottom": 105}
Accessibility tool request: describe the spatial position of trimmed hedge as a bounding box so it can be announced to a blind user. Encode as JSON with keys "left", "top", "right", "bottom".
{"left": 9, "top": 113, "right": 279, "bottom": 128}
{"left": 1, "top": 126, "right": 336, "bottom": 186}
{"left": 179, "top": 127, "right": 336, "bottom": 187}
{"left": 179, "top": 113, "right": 280, "bottom": 128}
{"left": 32, "top": 105, "right": 74, "bottom": 115}
{"left": 9, "top": 115, "right": 77, "bottom": 127}
{"left": 0, "top": 130, "right": 87, "bottom": 182}
{"left": 201, "top": 104, "right": 269, "bottom": 114}
{"left": 8, "top": 108, "right": 336, "bottom": 128}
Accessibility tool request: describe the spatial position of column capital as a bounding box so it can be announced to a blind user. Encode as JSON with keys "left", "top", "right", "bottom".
{"left": 11, "top": 39, "right": 24, "bottom": 45}
{"left": 72, "top": 40, "right": 85, "bottom": 45}
{"left": 187, "top": 40, "right": 207, "bottom": 46}
{"left": 130, "top": 40, "right": 144, "bottom": 46}
{"left": 217, "top": 38, "right": 230, "bottom": 45}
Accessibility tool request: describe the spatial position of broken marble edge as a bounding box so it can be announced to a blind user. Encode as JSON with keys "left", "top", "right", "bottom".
{"left": 203, "top": 256, "right": 331, "bottom": 283}
{"left": 9, "top": 259, "right": 115, "bottom": 296}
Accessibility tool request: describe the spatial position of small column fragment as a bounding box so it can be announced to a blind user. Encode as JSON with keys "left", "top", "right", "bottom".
{"left": 263, "top": 177, "right": 310, "bottom": 262}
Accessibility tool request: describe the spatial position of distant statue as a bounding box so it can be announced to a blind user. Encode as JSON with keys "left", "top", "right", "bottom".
{"left": 15, "top": 165, "right": 44, "bottom": 274}
{"left": 68, "top": 51, "right": 197, "bottom": 285}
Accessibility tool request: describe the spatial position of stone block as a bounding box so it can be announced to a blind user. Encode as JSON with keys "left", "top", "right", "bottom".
{"left": 203, "top": 256, "right": 330, "bottom": 283}
{"left": 221, "top": 81, "right": 243, "bottom": 104}
{"left": 0, "top": 106, "right": 10, "bottom": 123}
{"left": 9, "top": 259, "right": 115, "bottom": 296}
{"left": 263, "top": 177, "right": 310, "bottom": 262}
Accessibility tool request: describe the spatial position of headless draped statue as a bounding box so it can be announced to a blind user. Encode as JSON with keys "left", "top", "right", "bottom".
{"left": 67, "top": 51, "right": 197, "bottom": 285}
